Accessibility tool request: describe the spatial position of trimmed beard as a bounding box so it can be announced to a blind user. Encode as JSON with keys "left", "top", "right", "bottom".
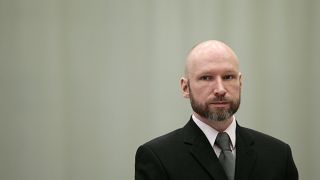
{"left": 188, "top": 82, "right": 240, "bottom": 121}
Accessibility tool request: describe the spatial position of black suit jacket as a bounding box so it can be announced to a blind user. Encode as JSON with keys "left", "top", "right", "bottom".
{"left": 135, "top": 118, "right": 298, "bottom": 180}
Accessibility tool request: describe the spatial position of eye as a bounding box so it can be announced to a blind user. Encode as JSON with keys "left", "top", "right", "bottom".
{"left": 223, "top": 74, "right": 235, "bottom": 80}
{"left": 200, "top": 75, "right": 212, "bottom": 81}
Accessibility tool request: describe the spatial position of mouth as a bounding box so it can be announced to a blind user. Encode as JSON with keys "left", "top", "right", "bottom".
{"left": 209, "top": 101, "right": 230, "bottom": 107}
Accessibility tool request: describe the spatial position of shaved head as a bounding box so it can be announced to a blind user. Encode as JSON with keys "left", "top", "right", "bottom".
{"left": 184, "top": 40, "right": 239, "bottom": 77}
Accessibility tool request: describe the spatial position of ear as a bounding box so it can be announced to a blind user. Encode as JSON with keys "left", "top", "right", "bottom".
{"left": 180, "top": 77, "right": 190, "bottom": 98}
{"left": 239, "top": 72, "right": 243, "bottom": 87}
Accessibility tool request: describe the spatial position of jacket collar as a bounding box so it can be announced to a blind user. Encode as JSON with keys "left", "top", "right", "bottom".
{"left": 234, "top": 124, "right": 257, "bottom": 180}
{"left": 183, "top": 118, "right": 229, "bottom": 180}
{"left": 183, "top": 118, "right": 257, "bottom": 180}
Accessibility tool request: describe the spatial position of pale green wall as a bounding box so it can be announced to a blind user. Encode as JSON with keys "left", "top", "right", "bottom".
{"left": 1, "top": 0, "right": 319, "bottom": 179}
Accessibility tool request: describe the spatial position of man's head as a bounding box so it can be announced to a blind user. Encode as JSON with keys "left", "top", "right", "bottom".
{"left": 180, "top": 40, "right": 242, "bottom": 122}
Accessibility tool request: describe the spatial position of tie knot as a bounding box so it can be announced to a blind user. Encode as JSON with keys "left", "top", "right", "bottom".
{"left": 215, "top": 132, "right": 232, "bottom": 151}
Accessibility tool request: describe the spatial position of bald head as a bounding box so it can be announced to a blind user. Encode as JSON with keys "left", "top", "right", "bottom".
{"left": 184, "top": 40, "right": 239, "bottom": 77}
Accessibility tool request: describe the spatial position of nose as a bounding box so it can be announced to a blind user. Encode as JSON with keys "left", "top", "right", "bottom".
{"left": 213, "top": 77, "right": 226, "bottom": 97}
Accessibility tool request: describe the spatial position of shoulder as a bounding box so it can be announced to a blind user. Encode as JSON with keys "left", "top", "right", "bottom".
{"left": 135, "top": 127, "right": 186, "bottom": 170}
{"left": 135, "top": 130, "right": 184, "bottom": 180}
{"left": 237, "top": 126, "right": 286, "bottom": 144}
{"left": 141, "top": 127, "right": 184, "bottom": 151}
{"left": 237, "top": 125, "right": 291, "bottom": 156}
{"left": 139, "top": 119, "right": 203, "bottom": 151}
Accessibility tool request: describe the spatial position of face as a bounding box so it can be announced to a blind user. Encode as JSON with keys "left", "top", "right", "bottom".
{"left": 181, "top": 41, "right": 242, "bottom": 122}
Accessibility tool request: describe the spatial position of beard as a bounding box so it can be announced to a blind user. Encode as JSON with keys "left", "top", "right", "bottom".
{"left": 188, "top": 84, "right": 240, "bottom": 122}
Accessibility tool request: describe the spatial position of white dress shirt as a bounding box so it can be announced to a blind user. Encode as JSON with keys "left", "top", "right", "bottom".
{"left": 192, "top": 114, "right": 236, "bottom": 157}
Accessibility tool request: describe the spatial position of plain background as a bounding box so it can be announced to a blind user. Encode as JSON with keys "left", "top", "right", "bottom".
{"left": 1, "top": 0, "right": 319, "bottom": 179}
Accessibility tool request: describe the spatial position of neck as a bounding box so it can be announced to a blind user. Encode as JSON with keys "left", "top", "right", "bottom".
{"left": 193, "top": 113, "right": 233, "bottom": 132}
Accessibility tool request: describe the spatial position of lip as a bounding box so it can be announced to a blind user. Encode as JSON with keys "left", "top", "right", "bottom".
{"left": 209, "top": 102, "right": 230, "bottom": 107}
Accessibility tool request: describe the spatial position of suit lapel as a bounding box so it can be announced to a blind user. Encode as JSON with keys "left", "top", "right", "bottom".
{"left": 183, "top": 119, "right": 228, "bottom": 180}
{"left": 234, "top": 125, "right": 257, "bottom": 180}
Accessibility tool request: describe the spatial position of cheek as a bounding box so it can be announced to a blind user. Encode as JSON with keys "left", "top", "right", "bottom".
{"left": 193, "top": 86, "right": 212, "bottom": 99}
{"left": 229, "top": 85, "right": 241, "bottom": 96}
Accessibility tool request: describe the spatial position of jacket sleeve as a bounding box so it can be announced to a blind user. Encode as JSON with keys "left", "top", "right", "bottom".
{"left": 135, "top": 145, "right": 169, "bottom": 180}
{"left": 285, "top": 144, "right": 299, "bottom": 180}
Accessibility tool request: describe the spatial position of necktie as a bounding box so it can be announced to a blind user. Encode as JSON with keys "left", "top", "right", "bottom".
{"left": 215, "top": 132, "right": 235, "bottom": 180}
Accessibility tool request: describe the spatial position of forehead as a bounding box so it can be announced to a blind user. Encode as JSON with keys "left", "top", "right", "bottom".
{"left": 189, "top": 57, "right": 238, "bottom": 77}
{"left": 186, "top": 42, "right": 239, "bottom": 76}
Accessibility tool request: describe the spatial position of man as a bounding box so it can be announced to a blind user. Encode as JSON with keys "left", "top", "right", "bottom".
{"left": 135, "top": 40, "right": 298, "bottom": 180}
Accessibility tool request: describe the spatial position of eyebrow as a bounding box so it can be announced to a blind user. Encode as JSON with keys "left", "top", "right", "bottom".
{"left": 224, "top": 70, "right": 238, "bottom": 74}
{"left": 199, "top": 69, "right": 238, "bottom": 75}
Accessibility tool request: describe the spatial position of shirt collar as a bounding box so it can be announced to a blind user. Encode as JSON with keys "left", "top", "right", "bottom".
{"left": 192, "top": 114, "right": 236, "bottom": 149}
